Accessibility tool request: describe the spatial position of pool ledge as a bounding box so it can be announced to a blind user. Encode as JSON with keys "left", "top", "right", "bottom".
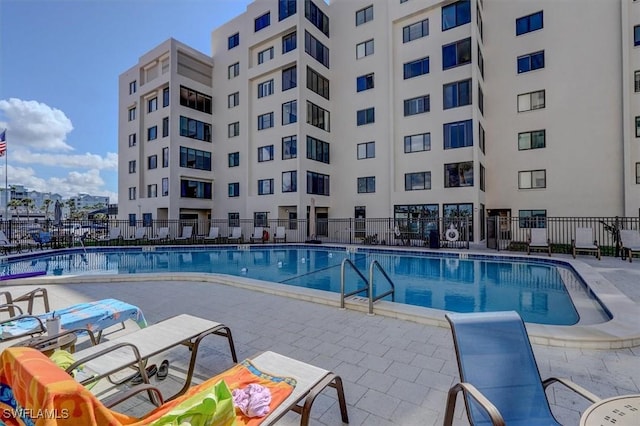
{"left": 10, "top": 257, "right": 640, "bottom": 349}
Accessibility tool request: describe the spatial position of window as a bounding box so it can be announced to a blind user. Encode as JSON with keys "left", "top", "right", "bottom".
{"left": 257, "top": 112, "right": 274, "bottom": 130}
{"left": 254, "top": 212, "right": 268, "bottom": 227}
{"left": 307, "top": 67, "right": 329, "bottom": 99}
{"left": 279, "top": 0, "right": 296, "bottom": 21}
{"left": 306, "top": 136, "right": 330, "bottom": 163}
{"left": 307, "top": 101, "right": 330, "bottom": 131}
{"left": 162, "top": 117, "right": 169, "bottom": 137}
{"left": 229, "top": 152, "right": 239, "bottom": 167}
{"left": 228, "top": 122, "right": 240, "bottom": 138}
{"left": 403, "top": 18, "right": 428, "bottom": 43}
{"left": 443, "top": 79, "right": 471, "bottom": 109}
{"left": 228, "top": 62, "right": 240, "bottom": 79}
{"left": 147, "top": 184, "right": 157, "bottom": 198}
{"left": 404, "top": 95, "right": 430, "bottom": 116}
{"left": 148, "top": 155, "right": 157, "bottom": 170}
{"left": 305, "top": 0, "right": 330, "bottom": 37}
{"left": 180, "top": 147, "right": 212, "bottom": 171}
{"left": 443, "top": 38, "right": 471, "bottom": 69}
{"left": 128, "top": 214, "right": 136, "bottom": 226}
{"left": 518, "top": 170, "right": 546, "bottom": 189}
{"left": 228, "top": 92, "right": 239, "bottom": 108}
{"left": 179, "top": 116, "right": 211, "bottom": 142}
{"left": 518, "top": 130, "right": 546, "bottom": 150}
{"left": 477, "top": 5, "right": 483, "bottom": 40}
{"left": 404, "top": 57, "right": 430, "bottom": 79}
{"left": 637, "top": 116, "right": 640, "bottom": 137}
{"left": 518, "top": 51, "right": 545, "bottom": 73}
{"left": 162, "top": 178, "right": 169, "bottom": 196}
{"left": 636, "top": 25, "right": 640, "bottom": 46}
{"left": 282, "top": 100, "right": 297, "bottom": 125}
{"left": 307, "top": 171, "right": 330, "bottom": 195}
{"left": 357, "top": 141, "right": 375, "bottom": 159}
{"left": 162, "top": 147, "right": 169, "bottom": 167}
{"left": 282, "top": 171, "right": 297, "bottom": 192}
{"left": 257, "top": 79, "right": 274, "bottom": 98}
{"left": 282, "top": 135, "right": 297, "bottom": 159}
{"left": 258, "top": 179, "right": 274, "bottom": 195}
{"left": 445, "top": 162, "right": 474, "bottom": 187}
{"left": 128, "top": 133, "right": 136, "bottom": 147}
{"left": 635, "top": 71, "right": 640, "bottom": 93}
{"left": 358, "top": 177, "right": 376, "bottom": 193}
{"left": 478, "top": 85, "right": 484, "bottom": 115}
{"left": 444, "top": 203, "right": 474, "bottom": 241}
{"left": 405, "top": 172, "right": 431, "bottom": 190}
{"left": 479, "top": 123, "right": 485, "bottom": 154}
{"left": 518, "top": 90, "right": 545, "bottom": 112}
{"left": 147, "top": 126, "right": 157, "bottom": 141}
{"left": 163, "top": 87, "right": 170, "bottom": 107}
{"left": 357, "top": 73, "right": 374, "bottom": 92}
{"left": 516, "top": 11, "right": 543, "bottom": 36}
{"left": 444, "top": 119, "right": 473, "bottom": 149}
{"left": 305, "top": 31, "right": 329, "bottom": 68}
{"left": 128, "top": 160, "right": 136, "bottom": 174}
{"left": 181, "top": 179, "right": 212, "bottom": 199}
{"left": 357, "top": 107, "right": 375, "bottom": 125}
{"left": 255, "top": 12, "right": 270, "bottom": 32}
{"left": 637, "top": 163, "right": 640, "bottom": 184}
{"left": 179, "top": 86, "right": 212, "bottom": 114}
{"left": 128, "top": 107, "right": 136, "bottom": 121}
{"left": 519, "top": 210, "right": 547, "bottom": 229}
{"left": 356, "top": 5, "right": 373, "bottom": 26}
{"left": 480, "top": 163, "right": 485, "bottom": 192}
{"left": 258, "top": 145, "right": 274, "bottom": 162}
{"left": 478, "top": 45, "right": 485, "bottom": 78}
{"left": 228, "top": 212, "right": 240, "bottom": 227}
{"left": 356, "top": 39, "right": 374, "bottom": 59}
{"left": 128, "top": 187, "right": 136, "bottom": 200}
{"left": 129, "top": 81, "right": 136, "bottom": 94}
{"left": 228, "top": 32, "right": 239, "bottom": 49}
{"left": 404, "top": 133, "right": 431, "bottom": 153}
{"left": 148, "top": 97, "right": 157, "bottom": 113}
{"left": 228, "top": 183, "right": 240, "bottom": 197}
{"left": 258, "top": 47, "right": 274, "bottom": 64}
{"left": 282, "top": 66, "right": 297, "bottom": 92}
{"left": 442, "top": 0, "right": 470, "bottom": 31}
{"left": 282, "top": 31, "right": 297, "bottom": 53}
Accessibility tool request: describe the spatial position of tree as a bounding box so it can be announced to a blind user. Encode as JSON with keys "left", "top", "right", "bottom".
{"left": 21, "top": 198, "right": 35, "bottom": 220}
{"left": 8, "top": 199, "right": 21, "bottom": 219}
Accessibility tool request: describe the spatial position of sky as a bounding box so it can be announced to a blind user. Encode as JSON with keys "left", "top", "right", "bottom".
{"left": 0, "top": 0, "right": 253, "bottom": 204}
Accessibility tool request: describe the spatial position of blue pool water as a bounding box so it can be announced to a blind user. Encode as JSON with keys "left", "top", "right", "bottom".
{"left": 1, "top": 246, "right": 601, "bottom": 325}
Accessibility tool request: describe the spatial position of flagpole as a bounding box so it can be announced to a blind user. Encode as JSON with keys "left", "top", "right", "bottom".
{"left": 2, "top": 129, "right": 6, "bottom": 221}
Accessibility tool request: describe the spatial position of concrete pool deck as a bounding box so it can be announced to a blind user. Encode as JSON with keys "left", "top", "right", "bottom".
{"left": 1, "top": 250, "right": 639, "bottom": 424}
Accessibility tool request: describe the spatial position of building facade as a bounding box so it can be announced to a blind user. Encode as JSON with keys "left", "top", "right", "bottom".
{"left": 118, "top": 0, "right": 640, "bottom": 242}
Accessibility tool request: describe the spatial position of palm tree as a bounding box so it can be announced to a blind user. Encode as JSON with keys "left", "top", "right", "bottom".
{"left": 21, "top": 198, "right": 35, "bottom": 220}
{"left": 7, "top": 199, "right": 21, "bottom": 219}
{"left": 42, "top": 199, "right": 52, "bottom": 221}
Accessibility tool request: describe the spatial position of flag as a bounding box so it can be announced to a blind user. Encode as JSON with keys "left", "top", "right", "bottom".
{"left": 0, "top": 130, "right": 6, "bottom": 157}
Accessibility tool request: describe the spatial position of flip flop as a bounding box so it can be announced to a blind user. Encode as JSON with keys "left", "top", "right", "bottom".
{"left": 130, "top": 364, "right": 157, "bottom": 385}
{"left": 157, "top": 360, "right": 170, "bottom": 381}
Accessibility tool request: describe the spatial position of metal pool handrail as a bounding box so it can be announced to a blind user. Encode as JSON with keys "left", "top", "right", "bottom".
{"left": 368, "top": 260, "right": 395, "bottom": 315}
{"left": 340, "top": 258, "right": 369, "bottom": 309}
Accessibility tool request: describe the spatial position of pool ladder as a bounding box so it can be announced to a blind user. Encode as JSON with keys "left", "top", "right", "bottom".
{"left": 340, "top": 259, "right": 395, "bottom": 315}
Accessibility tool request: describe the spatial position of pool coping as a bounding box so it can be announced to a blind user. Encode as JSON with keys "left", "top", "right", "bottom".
{"left": 3, "top": 245, "right": 639, "bottom": 348}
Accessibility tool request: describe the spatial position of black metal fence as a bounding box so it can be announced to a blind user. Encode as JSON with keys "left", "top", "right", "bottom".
{"left": 487, "top": 216, "right": 640, "bottom": 256}
{"left": 1, "top": 216, "right": 638, "bottom": 257}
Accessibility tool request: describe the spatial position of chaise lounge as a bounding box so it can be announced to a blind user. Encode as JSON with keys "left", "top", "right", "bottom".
{"left": 572, "top": 227, "right": 601, "bottom": 260}
{"left": 619, "top": 229, "right": 640, "bottom": 262}
{"left": 527, "top": 228, "right": 551, "bottom": 256}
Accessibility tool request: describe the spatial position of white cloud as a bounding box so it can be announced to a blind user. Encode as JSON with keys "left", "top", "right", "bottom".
{"left": 0, "top": 98, "right": 74, "bottom": 151}
{"left": 17, "top": 151, "right": 118, "bottom": 171}
{"left": 0, "top": 165, "right": 116, "bottom": 202}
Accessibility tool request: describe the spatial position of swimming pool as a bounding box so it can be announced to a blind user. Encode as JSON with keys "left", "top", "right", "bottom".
{"left": 1, "top": 245, "right": 609, "bottom": 326}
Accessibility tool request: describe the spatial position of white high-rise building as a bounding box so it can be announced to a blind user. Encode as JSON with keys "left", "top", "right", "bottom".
{"left": 118, "top": 0, "right": 640, "bottom": 242}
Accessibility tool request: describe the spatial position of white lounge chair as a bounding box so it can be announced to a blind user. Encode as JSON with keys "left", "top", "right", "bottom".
{"left": 250, "top": 226, "right": 264, "bottom": 243}
{"left": 228, "top": 226, "right": 243, "bottom": 243}
{"left": 527, "top": 228, "right": 551, "bottom": 256}
{"left": 123, "top": 227, "right": 147, "bottom": 243}
{"left": 619, "top": 229, "right": 640, "bottom": 262}
{"left": 203, "top": 226, "right": 220, "bottom": 243}
{"left": 148, "top": 227, "right": 170, "bottom": 243}
{"left": 572, "top": 227, "right": 601, "bottom": 260}
{"left": 175, "top": 225, "right": 193, "bottom": 242}
{"left": 98, "top": 227, "right": 122, "bottom": 245}
{"left": 274, "top": 226, "right": 286, "bottom": 243}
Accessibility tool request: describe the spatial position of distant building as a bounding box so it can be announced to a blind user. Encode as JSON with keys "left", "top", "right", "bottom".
{"left": 118, "top": 0, "right": 640, "bottom": 242}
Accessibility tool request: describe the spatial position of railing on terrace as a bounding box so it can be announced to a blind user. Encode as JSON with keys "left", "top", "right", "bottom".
{"left": 0, "top": 216, "right": 637, "bottom": 258}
